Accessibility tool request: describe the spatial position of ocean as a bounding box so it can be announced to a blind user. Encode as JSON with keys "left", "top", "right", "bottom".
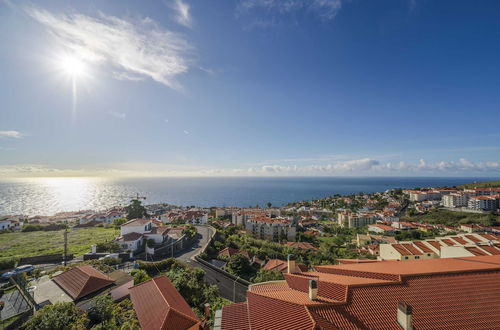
{"left": 0, "top": 176, "right": 497, "bottom": 216}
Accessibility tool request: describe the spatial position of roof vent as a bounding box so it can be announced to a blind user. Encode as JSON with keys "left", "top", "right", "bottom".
{"left": 397, "top": 302, "right": 413, "bottom": 330}
{"left": 308, "top": 279, "right": 318, "bottom": 301}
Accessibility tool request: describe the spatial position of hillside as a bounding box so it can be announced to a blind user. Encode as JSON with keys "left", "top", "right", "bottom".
{"left": 458, "top": 180, "right": 500, "bottom": 189}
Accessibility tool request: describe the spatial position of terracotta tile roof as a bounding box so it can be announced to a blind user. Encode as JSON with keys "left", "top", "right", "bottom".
{"left": 217, "top": 247, "right": 253, "bottom": 259}
{"left": 440, "top": 239, "right": 456, "bottom": 246}
{"left": 220, "top": 302, "right": 250, "bottom": 330}
{"left": 117, "top": 232, "right": 143, "bottom": 242}
{"left": 412, "top": 241, "right": 433, "bottom": 254}
{"left": 262, "top": 259, "right": 307, "bottom": 273}
{"left": 52, "top": 265, "right": 114, "bottom": 300}
{"left": 480, "top": 233, "right": 498, "bottom": 241}
{"left": 220, "top": 255, "right": 500, "bottom": 329}
{"left": 426, "top": 240, "right": 442, "bottom": 250}
{"left": 465, "top": 234, "right": 482, "bottom": 243}
{"left": 400, "top": 243, "right": 423, "bottom": 256}
{"left": 449, "top": 236, "right": 468, "bottom": 245}
{"left": 129, "top": 276, "right": 200, "bottom": 330}
{"left": 336, "top": 259, "right": 379, "bottom": 265}
{"left": 286, "top": 242, "right": 319, "bottom": 250}
{"left": 465, "top": 246, "right": 489, "bottom": 256}
{"left": 123, "top": 218, "right": 151, "bottom": 226}
{"left": 478, "top": 245, "right": 500, "bottom": 255}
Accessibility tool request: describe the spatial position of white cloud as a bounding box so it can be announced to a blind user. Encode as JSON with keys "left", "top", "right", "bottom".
{"left": 238, "top": 0, "right": 342, "bottom": 21}
{"left": 0, "top": 130, "right": 23, "bottom": 138}
{"left": 26, "top": 6, "right": 192, "bottom": 89}
{"left": 169, "top": 0, "right": 192, "bottom": 28}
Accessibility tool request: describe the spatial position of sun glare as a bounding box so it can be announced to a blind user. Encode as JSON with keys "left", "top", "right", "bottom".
{"left": 60, "top": 56, "right": 85, "bottom": 77}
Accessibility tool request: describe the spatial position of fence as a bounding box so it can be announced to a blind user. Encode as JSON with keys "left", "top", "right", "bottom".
{"left": 18, "top": 254, "right": 74, "bottom": 265}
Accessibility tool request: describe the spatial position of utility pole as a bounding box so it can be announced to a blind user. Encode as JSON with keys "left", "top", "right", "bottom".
{"left": 63, "top": 224, "right": 68, "bottom": 266}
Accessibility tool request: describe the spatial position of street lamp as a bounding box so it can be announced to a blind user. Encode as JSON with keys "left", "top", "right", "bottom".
{"left": 233, "top": 276, "right": 240, "bottom": 302}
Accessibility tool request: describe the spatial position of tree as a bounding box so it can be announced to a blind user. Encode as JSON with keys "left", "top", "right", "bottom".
{"left": 125, "top": 200, "right": 148, "bottom": 220}
{"left": 23, "top": 302, "right": 89, "bottom": 330}
{"left": 252, "top": 269, "right": 283, "bottom": 283}
{"left": 96, "top": 241, "right": 121, "bottom": 253}
{"left": 182, "top": 225, "right": 197, "bottom": 239}
{"left": 131, "top": 269, "right": 151, "bottom": 285}
{"left": 113, "top": 217, "right": 128, "bottom": 229}
{"left": 89, "top": 295, "right": 140, "bottom": 329}
{"left": 225, "top": 254, "right": 255, "bottom": 280}
{"left": 267, "top": 202, "right": 272, "bottom": 208}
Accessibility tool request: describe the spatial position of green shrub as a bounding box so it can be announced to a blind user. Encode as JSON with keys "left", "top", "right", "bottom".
{"left": 0, "top": 258, "right": 17, "bottom": 271}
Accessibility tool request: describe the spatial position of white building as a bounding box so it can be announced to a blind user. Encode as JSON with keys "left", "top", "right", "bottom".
{"left": 245, "top": 216, "right": 296, "bottom": 242}
{"left": 468, "top": 195, "right": 500, "bottom": 211}
{"left": 442, "top": 193, "right": 470, "bottom": 208}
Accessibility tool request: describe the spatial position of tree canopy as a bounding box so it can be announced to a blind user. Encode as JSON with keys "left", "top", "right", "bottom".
{"left": 125, "top": 200, "right": 148, "bottom": 220}
{"left": 23, "top": 302, "right": 89, "bottom": 330}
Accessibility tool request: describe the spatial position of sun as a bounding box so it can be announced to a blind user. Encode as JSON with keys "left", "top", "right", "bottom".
{"left": 60, "top": 55, "right": 85, "bottom": 77}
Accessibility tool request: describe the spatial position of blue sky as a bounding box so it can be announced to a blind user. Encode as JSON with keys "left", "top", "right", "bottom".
{"left": 0, "top": 0, "right": 499, "bottom": 177}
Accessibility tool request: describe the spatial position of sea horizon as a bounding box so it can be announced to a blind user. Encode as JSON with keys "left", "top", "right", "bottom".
{"left": 1, "top": 176, "right": 498, "bottom": 217}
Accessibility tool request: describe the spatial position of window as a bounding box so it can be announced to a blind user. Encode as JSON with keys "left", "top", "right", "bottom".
{"left": 404, "top": 256, "right": 408, "bottom": 260}
{"left": 415, "top": 256, "right": 420, "bottom": 259}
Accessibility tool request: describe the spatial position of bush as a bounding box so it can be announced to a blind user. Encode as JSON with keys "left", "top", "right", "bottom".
{"left": 137, "top": 258, "right": 185, "bottom": 277}
{"left": 96, "top": 242, "right": 121, "bottom": 253}
{"left": 22, "top": 302, "right": 89, "bottom": 330}
{"left": 0, "top": 258, "right": 17, "bottom": 271}
{"left": 182, "top": 225, "right": 197, "bottom": 239}
{"left": 131, "top": 269, "right": 151, "bottom": 285}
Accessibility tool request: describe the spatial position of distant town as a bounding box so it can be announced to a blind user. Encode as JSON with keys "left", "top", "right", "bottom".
{"left": 1, "top": 180, "right": 500, "bottom": 329}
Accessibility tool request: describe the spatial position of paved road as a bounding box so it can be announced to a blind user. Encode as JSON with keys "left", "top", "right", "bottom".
{"left": 182, "top": 226, "right": 248, "bottom": 303}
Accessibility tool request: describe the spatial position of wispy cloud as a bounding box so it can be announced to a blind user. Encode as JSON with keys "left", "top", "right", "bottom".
{"left": 169, "top": 0, "right": 192, "bottom": 28}
{"left": 0, "top": 130, "right": 23, "bottom": 138}
{"left": 26, "top": 6, "right": 192, "bottom": 89}
{"left": 238, "top": 0, "right": 343, "bottom": 24}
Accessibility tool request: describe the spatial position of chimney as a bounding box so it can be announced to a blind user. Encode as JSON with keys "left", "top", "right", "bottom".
{"left": 397, "top": 302, "right": 413, "bottom": 330}
{"left": 287, "top": 254, "right": 296, "bottom": 274}
{"left": 308, "top": 279, "right": 318, "bottom": 301}
{"left": 204, "top": 303, "right": 210, "bottom": 318}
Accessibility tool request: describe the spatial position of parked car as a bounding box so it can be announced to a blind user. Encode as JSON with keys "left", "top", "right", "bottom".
{"left": 98, "top": 253, "right": 119, "bottom": 260}
{"left": 1, "top": 271, "right": 16, "bottom": 280}
{"left": 14, "top": 264, "right": 35, "bottom": 274}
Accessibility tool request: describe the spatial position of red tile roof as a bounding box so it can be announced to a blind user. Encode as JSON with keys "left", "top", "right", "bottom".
{"left": 465, "top": 235, "right": 482, "bottom": 243}
{"left": 262, "top": 259, "right": 307, "bottom": 273}
{"left": 117, "top": 232, "right": 143, "bottom": 241}
{"left": 129, "top": 276, "right": 200, "bottom": 330}
{"left": 123, "top": 218, "right": 151, "bottom": 226}
{"left": 217, "top": 247, "right": 253, "bottom": 259}
{"left": 220, "top": 255, "right": 500, "bottom": 329}
{"left": 286, "top": 242, "right": 319, "bottom": 250}
{"left": 465, "top": 246, "right": 489, "bottom": 256}
{"left": 450, "top": 236, "right": 468, "bottom": 245}
{"left": 441, "top": 239, "right": 456, "bottom": 246}
{"left": 413, "top": 241, "right": 433, "bottom": 254}
{"left": 52, "top": 265, "right": 114, "bottom": 300}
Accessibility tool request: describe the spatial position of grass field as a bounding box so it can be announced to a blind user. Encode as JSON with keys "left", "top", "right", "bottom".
{"left": 458, "top": 180, "right": 500, "bottom": 189}
{"left": 403, "top": 209, "right": 499, "bottom": 226}
{"left": 0, "top": 227, "right": 118, "bottom": 261}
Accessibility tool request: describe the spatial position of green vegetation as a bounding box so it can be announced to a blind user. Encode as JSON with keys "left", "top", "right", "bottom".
{"left": 458, "top": 180, "right": 500, "bottom": 189}
{"left": 0, "top": 257, "right": 17, "bottom": 271}
{"left": 0, "top": 227, "right": 117, "bottom": 261}
{"left": 137, "top": 257, "right": 230, "bottom": 320}
{"left": 131, "top": 269, "right": 151, "bottom": 285}
{"left": 182, "top": 225, "right": 197, "bottom": 239}
{"left": 23, "top": 302, "right": 88, "bottom": 330}
{"left": 125, "top": 199, "right": 148, "bottom": 220}
{"left": 112, "top": 217, "right": 128, "bottom": 229}
{"left": 253, "top": 269, "right": 283, "bottom": 283}
{"left": 402, "top": 209, "right": 499, "bottom": 226}
{"left": 225, "top": 254, "right": 255, "bottom": 280}
{"left": 96, "top": 241, "right": 121, "bottom": 253}
{"left": 88, "top": 295, "right": 140, "bottom": 329}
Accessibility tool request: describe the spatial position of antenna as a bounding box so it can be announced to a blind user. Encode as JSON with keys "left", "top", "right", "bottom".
{"left": 130, "top": 193, "right": 146, "bottom": 201}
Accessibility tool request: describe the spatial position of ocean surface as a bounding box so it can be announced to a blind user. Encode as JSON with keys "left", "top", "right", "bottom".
{"left": 0, "top": 176, "right": 497, "bottom": 216}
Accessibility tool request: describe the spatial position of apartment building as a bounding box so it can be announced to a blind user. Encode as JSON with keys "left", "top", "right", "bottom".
{"left": 442, "top": 192, "right": 470, "bottom": 207}
{"left": 468, "top": 195, "right": 500, "bottom": 211}
{"left": 245, "top": 216, "right": 296, "bottom": 242}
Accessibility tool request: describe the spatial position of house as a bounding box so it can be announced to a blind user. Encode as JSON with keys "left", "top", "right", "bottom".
{"left": 368, "top": 224, "right": 395, "bottom": 235}
{"left": 159, "top": 210, "right": 208, "bottom": 225}
{"left": 116, "top": 232, "right": 144, "bottom": 251}
{"left": 217, "top": 247, "right": 254, "bottom": 260}
{"left": 262, "top": 258, "right": 307, "bottom": 274}
{"left": 285, "top": 241, "right": 318, "bottom": 251}
{"left": 129, "top": 276, "right": 201, "bottom": 330}
{"left": 379, "top": 243, "right": 437, "bottom": 261}
{"left": 216, "top": 255, "right": 500, "bottom": 329}
{"left": 0, "top": 218, "right": 23, "bottom": 231}
{"left": 33, "top": 265, "right": 132, "bottom": 307}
